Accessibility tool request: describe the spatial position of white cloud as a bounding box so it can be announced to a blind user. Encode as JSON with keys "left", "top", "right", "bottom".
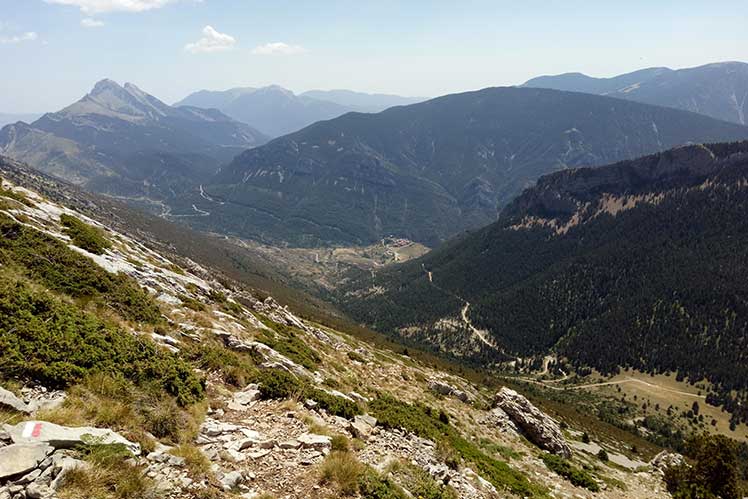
{"left": 251, "top": 42, "right": 307, "bottom": 55}
{"left": 0, "top": 31, "right": 38, "bottom": 44}
{"left": 184, "top": 25, "right": 235, "bottom": 54}
{"left": 44, "top": 0, "right": 176, "bottom": 14}
{"left": 81, "top": 18, "right": 105, "bottom": 28}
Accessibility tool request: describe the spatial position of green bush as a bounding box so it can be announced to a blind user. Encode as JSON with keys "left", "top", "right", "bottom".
{"left": 252, "top": 369, "right": 362, "bottom": 419}
{"left": 254, "top": 369, "right": 300, "bottom": 400}
{"left": 181, "top": 341, "right": 257, "bottom": 387}
{"left": 0, "top": 277, "right": 203, "bottom": 405}
{"left": 0, "top": 182, "right": 35, "bottom": 207}
{"left": 369, "top": 395, "right": 544, "bottom": 497}
{"left": 389, "top": 462, "right": 458, "bottom": 499}
{"left": 541, "top": 454, "right": 599, "bottom": 492}
{"left": 60, "top": 214, "right": 112, "bottom": 255}
{"left": 0, "top": 214, "right": 160, "bottom": 323}
{"left": 664, "top": 434, "right": 740, "bottom": 499}
{"left": 347, "top": 351, "right": 366, "bottom": 363}
{"left": 255, "top": 322, "right": 321, "bottom": 370}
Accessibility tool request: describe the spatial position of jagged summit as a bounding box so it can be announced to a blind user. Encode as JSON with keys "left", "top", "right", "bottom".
{"left": 59, "top": 79, "right": 178, "bottom": 122}
{"left": 0, "top": 80, "right": 268, "bottom": 201}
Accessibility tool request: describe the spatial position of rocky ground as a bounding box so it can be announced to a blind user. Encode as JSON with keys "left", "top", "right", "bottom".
{"left": 0, "top": 171, "right": 678, "bottom": 498}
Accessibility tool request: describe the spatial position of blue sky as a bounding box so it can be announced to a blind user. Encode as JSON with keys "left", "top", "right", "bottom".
{"left": 1, "top": 0, "right": 747, "bottom": 113}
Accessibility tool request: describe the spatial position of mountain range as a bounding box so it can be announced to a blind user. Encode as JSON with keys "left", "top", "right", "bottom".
{"left": 175, "top": 86, "right": 424, "bottom": 137}
{"left": 338, "top": 140, "right": 748, "bottom": 425}
{"left": 191, "top": 86, "right": 748, "bottom": 247}
{"left": 0, "top": 79, "right": 267, "bottom": 201}
{"left": 523, "top": 61, "right": 748, "bottom": 125}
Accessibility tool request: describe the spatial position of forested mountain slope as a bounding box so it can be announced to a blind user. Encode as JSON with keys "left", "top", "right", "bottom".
{"left": 524, "top": 61, "right": 748, "bottom": 125}
{"left": 197, "top": 87, "right": 748, "bottom": 247}
{"left": 338, "top": 141, "right": 748, "bottom": 426}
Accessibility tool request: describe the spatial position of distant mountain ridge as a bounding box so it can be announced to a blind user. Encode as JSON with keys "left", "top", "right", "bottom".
{"left": 300, "top": 89, "right": 426, "bottom": 112}
{"left": 176, "top": 85, "right": 350, "bottom": 137}
{"left": 176, "top": 86, "right": 425, "bottom": 137}
{"left": 523, "top": 61, "right": 748, "bottom": 125}
{"left": 189, "top": 86, "right": 748, "bottom": 247}
{"left": 338, "top": 141, "right": 748, "bottom": 425}
{"left": 0, "top": 79, "right": 267, "bottom": 201}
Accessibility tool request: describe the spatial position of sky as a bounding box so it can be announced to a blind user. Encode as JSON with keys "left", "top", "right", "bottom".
{"left": 1, "top": 0, "right": 747, "bottom": 113}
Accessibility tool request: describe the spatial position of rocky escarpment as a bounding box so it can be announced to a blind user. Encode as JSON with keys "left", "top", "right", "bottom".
{"left": 501, "top": 141, "right": 748, "bottom": 231}
{"left": 493, "top": 388, "right": 572, "bottom": 458}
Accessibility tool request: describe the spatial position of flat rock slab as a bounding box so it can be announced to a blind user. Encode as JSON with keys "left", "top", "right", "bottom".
{"left": 0, "top": 443, "right": 53, "bottom": 479}
{"left": 3, "top": 421, "right": 140, "bottom": 455}
{"left": 297, "top": 433, "right": 331, "bottom": 450}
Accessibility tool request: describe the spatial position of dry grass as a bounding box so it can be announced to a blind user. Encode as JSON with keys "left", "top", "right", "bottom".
{"left": 169, "top": 444, "right": 213, "bottom": 479}
{"left": 57, "top": 446, "right": 153, "bottom": 499}
{"left": 319, "top": 451, "right": 365, "bottom": 495}
{"left": 38, "top": 373, "right": 207, "bottom": 448}
{"left": 0, "top": 407, "right": 25, "bottom": 426}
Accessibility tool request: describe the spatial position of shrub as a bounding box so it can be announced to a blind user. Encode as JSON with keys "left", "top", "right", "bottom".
{"left": 541, "top": 453, "right": 600, "bottom": 492}
{"left": 57, "top": 443, "right": 153, "bottom": 499}
{"left": 253, "top": 369, "right": 362, "bottom": 419}
{"left": 0, "top": 214, "right": 160, "bottom": 323}
{"left": 347, "top": 351, "right": 366, "bottom": 363}
{"left": 320, "top": 452, "right": 407, "bottom": 498}
{"left": 255, "top": 323, "right": 321, "bottom": 370}
{"left": 179, "top": 294, "right": 206, "bottom": 312}
{"left": 369, "top": 395, "right": 544, "bottom": 497}
{"left": 0, "top": 277, "right": 203, "bottom": 405}
{"left": 254, "top": 369, "right": 300, "bottom": 400}
{"left": 60, "top": 214, "right": 111, "bottom": 255}
{"left": 664, "top": 434, "right": 740, "bottom": 499}
{"left": 320, "top": 451, "right": 364, "bottom": 495}
{"left": 597, "top": 448, "right": 609, "bottom": 461}
{"left": 181, "top": 341, "right": 257, "bottom": 387}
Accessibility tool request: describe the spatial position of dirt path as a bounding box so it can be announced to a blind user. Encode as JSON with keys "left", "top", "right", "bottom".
{"left": 460, "top": 302, "right": 496, "bottom": 349}
{"left": 421, "top": 263, "right": 497, "bottom": 350}
{"left": 516, "top": 375, "right": 705, "bottom": 399}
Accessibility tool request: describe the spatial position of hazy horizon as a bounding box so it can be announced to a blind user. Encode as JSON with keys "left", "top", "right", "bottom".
{"left": 2, "top": 0, "right": 747, "bottom": 113}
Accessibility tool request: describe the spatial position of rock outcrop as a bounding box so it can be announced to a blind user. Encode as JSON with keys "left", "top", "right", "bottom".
{"left": 650, "top": 450, "right": 686, "bottom": 475}
{"left": 493, "top": 387, "right": 571, "bottom": 458}
{"left": 4, "top": 421, "right": 140, "bottom": 456}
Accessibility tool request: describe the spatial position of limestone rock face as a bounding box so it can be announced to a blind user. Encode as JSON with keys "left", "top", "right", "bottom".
{"left": 4, "top": 421, "right": 141, "bottom": 455}
{"left": 0, "top": 443, "right": 53, "bottom": 480}
{"left": 493, "top": 387, "right": 571, "bottom": 458}
{"left": 650, "top": 450, "right": 686, "bottom": 475}
{"left": 0, "top": 387, "right": 32, "bottom": 414}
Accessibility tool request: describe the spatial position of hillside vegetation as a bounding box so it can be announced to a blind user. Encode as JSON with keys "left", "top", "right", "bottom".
{"left": 339, "top": 142, "right": 748, "bottom": 429}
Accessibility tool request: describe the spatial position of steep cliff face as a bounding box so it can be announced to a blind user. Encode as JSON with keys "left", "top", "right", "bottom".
{"left": 502, "top": 142, "right": 748, "bottom": 229}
